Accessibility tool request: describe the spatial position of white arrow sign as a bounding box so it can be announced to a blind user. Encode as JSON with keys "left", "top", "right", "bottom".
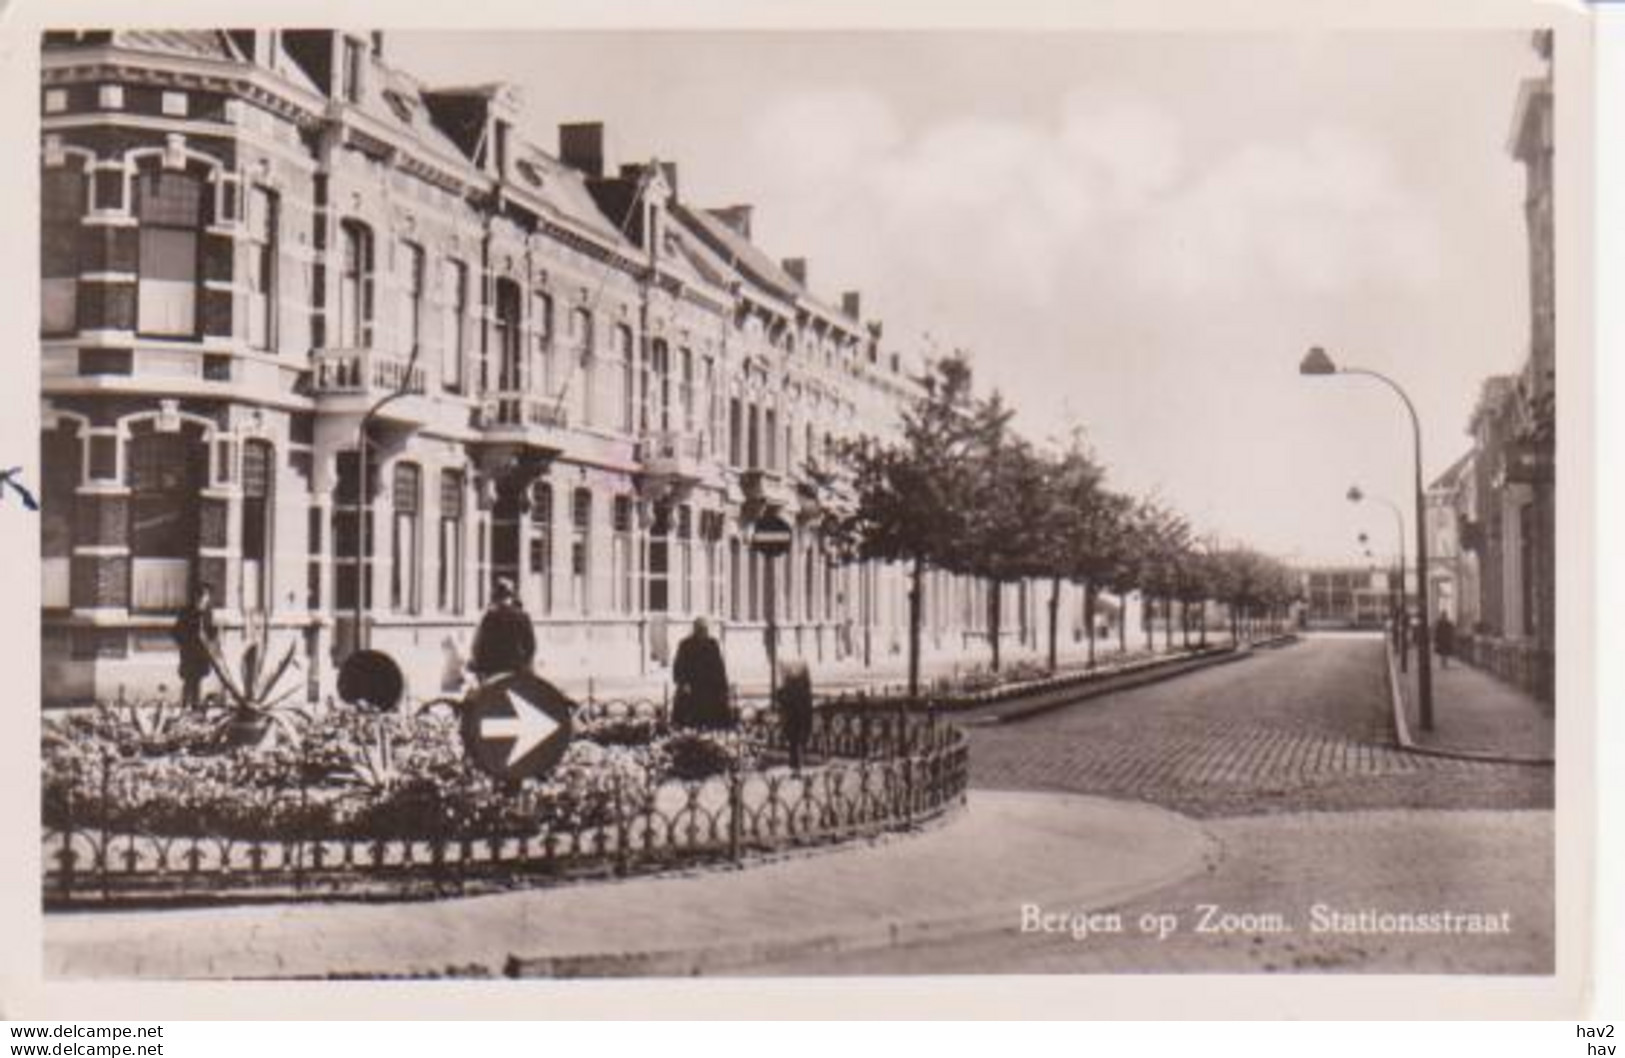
{"left": 480, "top": 688, "right": 561, "bottom": 767}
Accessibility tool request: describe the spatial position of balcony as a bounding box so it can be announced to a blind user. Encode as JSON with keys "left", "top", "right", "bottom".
{"left": 637, "top": 430, "right": 708, "bottom": 503}
{"left": 308, "top": 348, "right": 429, "bottom": 428}
{"left": 472, "top": 390, "right": 571, "bottom": 486}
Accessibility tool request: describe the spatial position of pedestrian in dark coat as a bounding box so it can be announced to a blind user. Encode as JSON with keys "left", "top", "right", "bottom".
{"left": 1433, "top": 611, "right": 1457, "bottom": 669}
{"left": 171, "top": 583, "right": 218, "bottom": 710}
{"left": 777, "top": 658, "right": 814, "bottom": 772}
{"left": 672, "top": 618, "right": 732, "bottom": 729}
{"left": 469, "top": 577, "right": 536, "bottom": 681}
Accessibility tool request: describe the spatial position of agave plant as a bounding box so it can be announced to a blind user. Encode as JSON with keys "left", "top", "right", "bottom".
{"left": 206, "top": 610, "right": 311, "bottom": 751}
{"left": 339, "top": 717, "right": 401, "bottom": 793}
{"left": 100, "top": 686, "right": 219, "bottom": 755}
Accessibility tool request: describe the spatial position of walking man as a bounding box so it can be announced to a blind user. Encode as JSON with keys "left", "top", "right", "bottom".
{"left": 172, "top": 583, "right": 218, "bottom": 710}
{"left": 1434, "top": 610, "right": 1457, "bottom": 670}
{"left": 672, "top": 617, "right": 731, "bottom": 729}
{"left": 469, "top": 577, "right": 537, "bottom": 682}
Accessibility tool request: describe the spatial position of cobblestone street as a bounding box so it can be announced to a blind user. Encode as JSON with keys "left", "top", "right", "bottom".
{"left": 742, "top": 635, "right": 1557, "bottom": 974}
{"left": 969, "top": 635, "right": 1554, "bottom": 817}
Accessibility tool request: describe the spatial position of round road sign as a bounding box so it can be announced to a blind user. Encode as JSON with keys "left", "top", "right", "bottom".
{"left": 460, "top": 669, "right": 577, "bottom": 781}
{"left": 337, "top": 650, "right": 405, "bottom": 712}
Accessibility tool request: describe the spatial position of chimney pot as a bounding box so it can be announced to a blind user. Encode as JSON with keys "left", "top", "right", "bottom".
{"left": 783, "top": 258, "right": 808, "bottom": 286}
{"left": 841, "top": 291, "right": 862, "bottom": 320}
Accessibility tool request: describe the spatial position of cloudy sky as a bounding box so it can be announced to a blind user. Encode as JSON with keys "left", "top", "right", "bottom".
{"left": 395, "top": 30, "right": 1549, "bottom": 564}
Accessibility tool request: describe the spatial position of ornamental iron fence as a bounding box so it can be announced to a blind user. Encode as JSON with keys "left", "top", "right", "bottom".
{"left": 42, "top": 701, "right": 968, "bottom": 906}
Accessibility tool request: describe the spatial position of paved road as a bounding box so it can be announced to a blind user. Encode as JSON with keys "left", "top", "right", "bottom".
{"left": 743, "top": 635, "right": 1556, "bottom": 974}
{"left": 969, "top": 635, "right": 1553, "bottom": 817}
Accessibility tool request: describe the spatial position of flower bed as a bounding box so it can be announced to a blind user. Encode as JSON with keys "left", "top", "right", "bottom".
{"left": 42, "top": 694, "right": 966, "bottom": 904}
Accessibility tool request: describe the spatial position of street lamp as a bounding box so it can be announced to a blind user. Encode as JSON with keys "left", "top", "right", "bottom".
{"left": 1348, "top": 484, "right": 1408, "bottom": 672}
{"left": 1300, "top": 346, "right": 1434, "bottom": 731}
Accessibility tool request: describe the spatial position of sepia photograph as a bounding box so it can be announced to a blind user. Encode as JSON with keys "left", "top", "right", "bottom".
{"left": 11, "top": 4, "right": 1596, "bottom": 1020}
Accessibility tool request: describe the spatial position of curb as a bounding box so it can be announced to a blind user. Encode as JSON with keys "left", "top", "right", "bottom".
{"left": 967, "top": 641, "right": 1275, "bottom": 726}
{"left": 497, "top": 797, "right": 1221, "bottom": 979}
{"left": 1383, "top": 635, "right": 1553, "bottom": 767}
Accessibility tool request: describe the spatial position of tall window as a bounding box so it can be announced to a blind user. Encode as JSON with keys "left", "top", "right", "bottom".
{"left": 529, "top": 481, "right": 553, "bottom": 616}
{"left": 241, "top": 440, "right": 273, "bottom": 611}
{"left": 677, "top": 504, "right": 694, "bottom": 614}
{"left": 570, "top": 487, "right": 592, "bottom": 614}
{"left": 247, "top": 187, "right": 278, "bottom": 350}
{"left": 398, "top": 240, "right": 424, "bottom": 359}
{"left": 337, "top": 220, "right": 373, "bottom": 347}
{"left": 442, "top": 259, "right": 467, "bottom": 393}
{"left": 570, "top": 308, "right": 594, "bottom": 427}
{"left": 617, "top": 325, "right": 635, "bottom": 433}
{"left": 42, "top": 164, "right": 85, "bottom": 335}
{"left": 728, "top": 397, "right": 742, "bottom": 467}
{"left": 612, "top": 495, "right": 635, "bottom": 615}
{"left": 390, "top": 462, "right": 421, "bottom": 613}
{"left": 765, "top": 408, "right": 778, "bottom": 472}
{"left": 747, "top": 404, "right": 761, "bottom": 470}
{"left": 136, "top": 168, "right": 205, "bottom": 337}
{"left": 333, "top": 451, "right": 374, "bottom": 611}
{"left": 680, "top": 347, "right": 695, "bottom": 434}
{"left": 728, "top": 537, "right": 742, "bottom": 621}
{"left": 704, "top": 357, "right": 718, "bottom": 456}
{"left": 437, "top": 469, "right": 464, "bottom": 613}
{"left": 494, "top": 279, "right": 522, "bottom": 391}
{"left": 651, "top": 339, "right": 671, "bottom": 432}
{"left": 129, "top": 429, "right": 206, "bottom": 612}
{"left": 532, "top": 290, "right": 554, "bottom": 398}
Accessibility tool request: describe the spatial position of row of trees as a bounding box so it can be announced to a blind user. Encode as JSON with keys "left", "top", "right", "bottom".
{"left": 813, "top": 354, "right": 1301, "bottom": 702}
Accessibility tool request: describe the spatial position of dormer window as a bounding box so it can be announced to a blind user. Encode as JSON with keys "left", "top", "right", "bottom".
{"left": 382, "top": 89, "right": 414, "bottom": 125}
{"left": 341, "top": 37, "right": 364, "bottom": 103}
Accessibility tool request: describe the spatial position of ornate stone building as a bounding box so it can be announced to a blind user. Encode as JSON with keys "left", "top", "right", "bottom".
{"left": 38, "top": 30, "right": 1089, "bottom": 704}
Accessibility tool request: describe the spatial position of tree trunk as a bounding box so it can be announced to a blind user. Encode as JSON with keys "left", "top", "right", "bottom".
{"left": 1046, "top": 577, "right": 1062, "bottom": 674}
{"left": 1083, "top": 579, "right": 1097, "bottom": 670}
{"left": 1143, "top": 593, "right": 1154, "bottom": 652}
{"left": 907, "top": 557, "right": 923, "bottom": 705}
{"left": 988, "top": 577, "right": 1003, "bottom": 673}
{"left": 1181, "top": 599, "right": 1191, "bottom": 649}
{"left": 1163, "top": 596, "right": 1174, "bottom": 652}
{"left": 1118, "top": 593, "right": 1128, "bottom": 655}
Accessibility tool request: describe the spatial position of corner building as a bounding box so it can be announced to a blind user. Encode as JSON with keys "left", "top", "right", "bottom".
{"left": 39, "top": 30, "right": 1085, "bottom": 703}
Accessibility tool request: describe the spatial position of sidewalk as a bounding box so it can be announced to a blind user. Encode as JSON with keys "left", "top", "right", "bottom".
{"left": 1390, "top": 646, "right": 1554, "bottom": 764}
{"left": 44, "top": 791, "right": 1215, "bottom": 979}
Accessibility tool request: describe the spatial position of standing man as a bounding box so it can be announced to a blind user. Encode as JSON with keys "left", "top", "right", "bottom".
{"left": 172, "top": 583, "right": 218, "bottom": 710}
{"left": 1433, "top": 609, "right": 1457, "bottom": 670}
{"left": 469, "top": 576, "right": 537, "bottom": 682}
{"left": 672, "top": 617, "right": 731, "bottom": 729}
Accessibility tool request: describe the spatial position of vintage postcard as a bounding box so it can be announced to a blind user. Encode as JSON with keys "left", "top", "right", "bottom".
{"left": 0, "top": 0, "right": 1598, "bottom": 1021}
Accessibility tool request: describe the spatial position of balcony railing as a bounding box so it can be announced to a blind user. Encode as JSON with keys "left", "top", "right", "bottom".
{"left": 478, "top": 391, "right": 570, "bottom": 432}
{"left": 310, "top": 348, "right": 426, "bottom": 397}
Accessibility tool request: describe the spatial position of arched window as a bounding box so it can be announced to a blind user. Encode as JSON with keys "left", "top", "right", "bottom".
{"left": 337, "top": 220, "right": 374, "bottom": 348}
{"left": 617, "top": 325, "right": 635, "bottom": 433}
{"left": 494, "top": 278, "right": 522, "bottom": 391}
{"left": 441, "top": 259, "right": 467, "bottom": 393}
{"left": 437, "top": 469, "right": 465, "bottom": 613}
{"left": 529, "top": 481, "right": 553, "bottom": 616}
{"left": 397, "top": 239, "right": 424, "bottom": 359}
{"left": 570, "top": 487, "right": 592, "bottom": 613}
{"left": 135, "top": 167, "right": 207, "bottom": 337}
{"left": 570, "top": 308, "right": 594, "bottom": 427}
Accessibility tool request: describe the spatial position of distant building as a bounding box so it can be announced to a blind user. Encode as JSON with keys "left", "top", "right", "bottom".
{"left": 1299, "top": 566, "right": 1405, "bottom": 630}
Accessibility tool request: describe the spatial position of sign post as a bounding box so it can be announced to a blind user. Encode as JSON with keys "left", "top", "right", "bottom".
{"left": 750, "top": 511, "right": 793, "bottom": 714}
{"left": 461, "top": 669, "right": 576, "bottom": 781}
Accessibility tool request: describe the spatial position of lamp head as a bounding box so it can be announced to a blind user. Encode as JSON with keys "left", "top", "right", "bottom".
{"left": 1300, "top": 346, "right": 1338, "bottom": 376}
{"left": 1347, "top": 485, "right": 1364, "bottom": 503}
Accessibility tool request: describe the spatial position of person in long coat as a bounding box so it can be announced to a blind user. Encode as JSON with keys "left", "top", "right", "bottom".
{"left": 171, "top": 583, "right": 218, "bottom": 710}
{"left": 672, "top": 617, "right": 731, "bottom": 729}
{"left": 469, "top": 577, "right": 537, "bottom": 681}
{"left": 1433, "top": 611, "right": 1457, "bottom": 669}
{"left": 777, "top": 658, "right": 814, "bottom": 772}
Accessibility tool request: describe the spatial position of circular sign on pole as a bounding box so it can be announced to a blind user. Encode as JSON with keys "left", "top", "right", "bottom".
{"left": 460, "top": 669, "right": 577, "bottom": 781}
{"left": 337, "top": 650, "right": 405, "bottom": 712}
{"left": 750, "top": 510, "right": 793, "bottom": 557}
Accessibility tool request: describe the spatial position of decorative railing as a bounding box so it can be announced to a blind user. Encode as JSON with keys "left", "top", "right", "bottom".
{"left": 310, "top": 348, "right": 427, "bottom": 397}
{"left": 41, "top": 701, "right": 967, "bottom": 906}
{"left": 1457, "top": 633, "right": 1555, "bottom": 704}
{"left": 637, "top": 430, "right": 705, "bottom": 467}
{"left": 478, "top": 392, "right": 570, "bottom": 432}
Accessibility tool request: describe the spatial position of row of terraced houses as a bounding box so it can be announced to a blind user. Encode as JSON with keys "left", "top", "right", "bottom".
{"left": 38, "top": 29, "right": 1122, "bottom": 705}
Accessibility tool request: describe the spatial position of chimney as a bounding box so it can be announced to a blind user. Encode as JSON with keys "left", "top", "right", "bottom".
{"left": 782, "top": 258, "right": 807, "bottom": 286}
{"left": 710, "top": 205, "right": 753, "bottom": 241}
{"left": 841, "top": 291, "right": 861, "bottom": 320}
{"left": 657, "top": 161, "right": 679, "bottom": 200}
{"left": 559, "top": 122, "right": 605, "bottom": 178}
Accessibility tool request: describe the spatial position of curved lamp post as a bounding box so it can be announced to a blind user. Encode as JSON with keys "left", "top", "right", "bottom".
{"left": 1348, "top": 484, "right": 1408, "bottom": 672}
{"left": 1301, "top": 346, "right": 1433, "bottom": 731}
